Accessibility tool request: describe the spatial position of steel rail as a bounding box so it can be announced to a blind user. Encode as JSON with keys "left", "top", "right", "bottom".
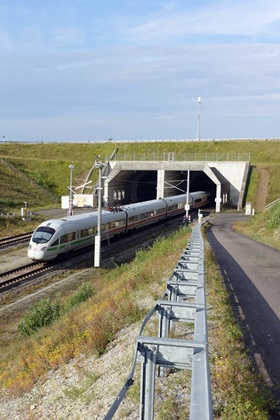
{"left": 0, "top": 232, "right": 32, "bottom": 249}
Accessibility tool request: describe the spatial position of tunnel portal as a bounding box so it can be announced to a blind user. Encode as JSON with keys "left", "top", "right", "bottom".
{"left": 105, "top": 168, "right": 217, "bottom": 207}
{"left": 102, "top": 159, "right": 250, "bottom": 212}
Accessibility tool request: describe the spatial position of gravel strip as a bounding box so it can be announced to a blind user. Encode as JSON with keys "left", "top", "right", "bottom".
{"left": 0, "top": 291, "right": 192, "bottom": 420}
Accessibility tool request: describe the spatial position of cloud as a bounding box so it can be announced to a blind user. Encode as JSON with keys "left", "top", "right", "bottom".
{"left": 0, "top": 0, "right": 280, "bottom": 141}
{"left": 125, "top": 0, "right": 280, "bottom": 43}
{"left": 0, "top": 27, "right": 14, "bottom": 51}
{"left": 50, "top": 25, "right": 87, "bottom": 48}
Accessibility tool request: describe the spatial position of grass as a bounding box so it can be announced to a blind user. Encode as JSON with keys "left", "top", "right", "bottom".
{"left": 0, "top": 228, "right": 191, "bottom": 396}
{"left": 0, "top": 214, "right": 47, "bottom": 237}
{"left": 1, "top": 139, "right": 280, "bottom": 416}
{"left": 63, "top": 371, "right": 100, "bottom": 402}
{"left": 17, "top": 282, "right": 95, "bottom": 338}
{"left": 0, "top": 225, "right": 277, "bottom": 418}
{"left": 1, "top": 140, "right": 280, "bottom": 214}
{"left": 233, "top": 202, "right": 280, "bottom": 250}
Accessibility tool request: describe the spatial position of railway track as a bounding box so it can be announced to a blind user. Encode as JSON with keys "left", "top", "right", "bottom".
{"left": 0, "top": 232, "right": 33, "bottom": 250}
{"left": 0, "top": 261, "right": 56, "bottom": 292}
{"left": 0, "top": 217, "right": 185, "bottom": 295}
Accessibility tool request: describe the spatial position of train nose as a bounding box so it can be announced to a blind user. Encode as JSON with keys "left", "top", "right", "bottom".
{"left": 27, "top": 246, "right": 45, "bottom": 261}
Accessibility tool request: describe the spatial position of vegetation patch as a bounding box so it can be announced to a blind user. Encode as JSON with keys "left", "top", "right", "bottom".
{"left": 0, "top": 227, "right": 191, "bottom": 396}
{"left": 233, "top": 202, "right": 280, "bottom": 250}
{"left": 18, "top": 282, "right": 95, "bottom": 338}
{"left": 0, "top": 214, "right": 45, "bottom": 237}
{"left": 1, "top": 140, "right": 280, "bottom": 213}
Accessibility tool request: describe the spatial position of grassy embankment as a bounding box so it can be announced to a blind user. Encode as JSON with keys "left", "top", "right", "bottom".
{"left": 0, "top": 226, "right": 276, "bottom": 419}
{"left": 1, "top": 139, "right": 280, "bottom": 246}
{"left": 0, "top": 139, "right": 280, "bottom": 213}
{"left": 233, "top": 202, "right": 280, "bottom": 250}
{"left": 0, "top": 140, "right": 280, "bottom": 417}
{"left": 0, "top": 139, "right": 279, "bottom": 240}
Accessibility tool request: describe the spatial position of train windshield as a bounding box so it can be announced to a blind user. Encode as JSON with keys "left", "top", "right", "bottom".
{"left": 32, "top": 226, "right": 55, "bottom": 244}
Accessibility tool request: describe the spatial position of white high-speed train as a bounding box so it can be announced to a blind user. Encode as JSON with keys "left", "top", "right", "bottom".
{"left": 28, "top": 191, "right": 211, "bottom": 262}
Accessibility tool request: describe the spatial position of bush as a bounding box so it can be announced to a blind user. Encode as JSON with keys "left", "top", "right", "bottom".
{"left": 18, "top": 283, "right": 95, "bottom": 338}
{"left": 18, "top": 298, "right": 61, "bottom": 337}
{"left": 65, "top": 282, "right": 95, "bottom": 309}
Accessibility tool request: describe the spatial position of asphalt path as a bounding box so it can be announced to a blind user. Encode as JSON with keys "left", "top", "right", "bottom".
{"left": 206, "top": 212, "right": 280, "bottom": 408}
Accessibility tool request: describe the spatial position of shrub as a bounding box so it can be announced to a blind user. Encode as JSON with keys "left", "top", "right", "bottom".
{"left": 18, "top": 298, "right": 61, "bottom": 337}
{"left": 65, "top": 282, "right": 95, "bottom": 310}
{"left": 18, "top": 283, "right": 96, "bottom": 338}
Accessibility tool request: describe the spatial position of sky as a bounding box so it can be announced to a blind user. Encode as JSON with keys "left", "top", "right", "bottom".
{"left": 1, "top": 0, "right": 280, "bottom": 142}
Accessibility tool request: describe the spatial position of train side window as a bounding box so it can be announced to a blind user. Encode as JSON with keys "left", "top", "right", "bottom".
{"left": 81, "top": 228, "right": 89, "bottom": 237}
{"left": 61, "top": 232, "right": 76, "bottom": 243}
{"left": 140, "top": 212, "right": 149, "bottom": 219}
{"left": 68, "top": 232, "right": 76, "bottom": 241}
{"left": 129, "top": 215, "right": 138, "bottom": 223}
{"left": 177, "top": 203, "right": 184, "bottom": 209}
{"left": 105, "top": 222, "right": 116, "bottom": 230}
{"left": 168, "top": 205, "right": 176, "bottom": 211}
{"left": 51, "top": 239, "right": 59, "bottom": 246}
{"left": 194, "top": 198, "right": 202, "bottom": 203}
{"left": 154, "top": 208, "right": 165, "bottom": 216}
{"left": 81, "top": 227, "right": 97, "bottom": 237}
{"left": 61, "top": 234, "right": 67, "bottom": 244}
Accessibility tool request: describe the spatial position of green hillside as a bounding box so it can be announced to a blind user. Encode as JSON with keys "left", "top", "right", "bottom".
{"left": 0, "top": 140, "right": 280, "bottom": 213}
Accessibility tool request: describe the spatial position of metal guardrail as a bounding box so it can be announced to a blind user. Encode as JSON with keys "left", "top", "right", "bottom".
{"left": 104, "top": 223, "right": 212, "bottom": 419}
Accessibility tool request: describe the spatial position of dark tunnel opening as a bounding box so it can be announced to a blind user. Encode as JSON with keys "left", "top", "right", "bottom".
{"left": 136, "top": 171, "right": 157, "bottom": 202}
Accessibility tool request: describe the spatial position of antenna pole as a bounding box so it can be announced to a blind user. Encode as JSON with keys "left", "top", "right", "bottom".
{"left": 196, "top": 96, "right": 202, "bottom": 141}
{"left": 68, "top": 163, "right": 75, "bottom": 216}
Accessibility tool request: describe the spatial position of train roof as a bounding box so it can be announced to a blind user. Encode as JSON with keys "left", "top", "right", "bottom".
{"left": 122, "top": 198, "right": 165, "bottom": 211}
{"left": 37, "top": 210, "right": 112, "bottom": 228}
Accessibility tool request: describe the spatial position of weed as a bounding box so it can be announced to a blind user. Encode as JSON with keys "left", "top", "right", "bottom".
{"left": 64, "top": 281, "right": 95, "bottom": 310}
{"left": 63, "top": 372, "right": 99, "bottom": 402}
{"left": 18, "top": 298, "right": 61, "bottom": 337}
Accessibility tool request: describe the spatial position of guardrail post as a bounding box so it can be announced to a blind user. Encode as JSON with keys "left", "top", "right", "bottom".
{"left": 139, "top": 344, "right": 156, "bottom": 420}
{"left": 157, "top": 305, "right": 170, "bottom": 377}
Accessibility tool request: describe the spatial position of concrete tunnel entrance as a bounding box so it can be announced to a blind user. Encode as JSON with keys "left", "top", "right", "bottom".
{"left": 102, "top": 159, "right": 250, "bottom": 212}
{"left": 104, "top": 169, "right": 217, "bottom": 207}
